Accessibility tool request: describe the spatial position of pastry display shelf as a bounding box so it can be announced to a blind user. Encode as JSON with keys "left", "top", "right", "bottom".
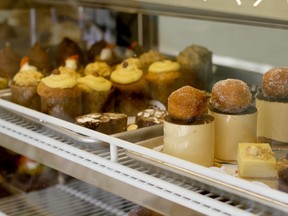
{"left": 30, "top": 0, "right": 288, "bottom": 29}
{"left": 0, "top": 89, "right": 288, "bottom": 216}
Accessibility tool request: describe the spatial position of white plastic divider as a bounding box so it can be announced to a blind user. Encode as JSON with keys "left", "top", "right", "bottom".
{"left": 0, "top": 97, "right": 288, "bottom": 214}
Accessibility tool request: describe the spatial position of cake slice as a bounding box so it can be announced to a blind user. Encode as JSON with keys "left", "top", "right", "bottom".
{"left": 237, "top": 143, "right": 277, "bottom": 178}
{"left": 75, "top": 113, "right": 127, "bottom": 135}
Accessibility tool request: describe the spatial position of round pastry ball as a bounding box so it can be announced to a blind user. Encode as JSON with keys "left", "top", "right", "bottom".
{"left": 262, "top": 67, "right": 288, "bottom": 99}
{"left": 211, "top": 79, "right": 252, "bottom": 113}
{"left": 168, "top": 85, "right": 207, "bottom": 121}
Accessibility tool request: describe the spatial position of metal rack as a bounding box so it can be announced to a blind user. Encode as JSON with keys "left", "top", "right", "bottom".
{"left": 0, "top": 90, "right": 288, "bottom": 215}
{"left": 0, "top": 179, "right": 138, "bottom": 216}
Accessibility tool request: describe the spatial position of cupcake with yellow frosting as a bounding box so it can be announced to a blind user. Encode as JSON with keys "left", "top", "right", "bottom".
{"left": 37, "top": 69, "right": 82, "bottom": 122}
{"left": 77, "top": 75, "right": 114, "bottom": 114}
{"left": 84, "top": 61, "right": 111, "bottom": 79}
{"left": 110, "top": 60, "right": 149, "bottom": 116}
{"left": 145, "top": 60, "right": 182, "bottom": 106}
{"left": 10, "top": 57, "right": 44, "bottom": 110}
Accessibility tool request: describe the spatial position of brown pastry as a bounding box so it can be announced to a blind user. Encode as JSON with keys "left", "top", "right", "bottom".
{"left": 164, "top": 85, "right": 214, "bottom": 167}
{"left": 56, "top": 37, "right": 83, "bottom": 67}
{"left": 177, "top": 44, "right": 212, "bottom": 90}
{"left": 167, "top": 85, "right": 207, "bottom": 121}
{"left": 75, "top": 113, "right": 127, "bottom": 135}
{"left": 139, "top": 50, "right": 166, "bottom": 71}
{"left": 0, "top": 68, "right": 8, "bottom": 89}
{"left": 37, "top": 69, "right": 82, "bottom": 122}
{"left": 135, "top": 109, "right": 167, "bottom": 128}
{"left": 10, "top": 57, "right": 43, "bottom": 110}
{"left": 77, "top": 75, "right": 115, "bottom": 114}
{"left": 262, "top": 67, "right": 288, "bottom": 99}
{"left": 209, "top": 79, "right": 257, "bottom": 162}
{"left": 87, "top": 39, "right": 107, "bottom": 63}
{"left": 0, "top": 43, "right": 20, "bottom": 80}
{"left": 210, "top": 78, "right": 252, "bottom": 114}
{"left": 145, "top": 60, "right": 182, "bottom": 106}
{"left": 110, "top": 60, "right": 149, "bottom": 116}
{"left": 27, "top": 42, "right": 52, "bottom": 76}
{"left": 256, "top": 67, "right": 288, "bottom": 145}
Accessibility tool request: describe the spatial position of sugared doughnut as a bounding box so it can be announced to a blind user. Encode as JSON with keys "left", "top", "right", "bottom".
{"left": 262, "top": 67, "right": 288, "bottom": 99}
{"left": 211, "top": 79, "right": 252, "bottom": 113}
{"left": 167, "top": 85, "right": 207, "bottom": 121}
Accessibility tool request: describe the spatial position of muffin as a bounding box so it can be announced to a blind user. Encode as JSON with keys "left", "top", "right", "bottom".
{"left": 110, "top": 60, "right": 149, "bottom": 116}
{"left": 37, "top": 69, "right": 82, "bottom": 122}
{"left": 139, "top": 50, "right": 166, "bottom": 71}
{"left": 77, "top": 75, "right": 114, "bottom": 114}
{"left": 256, "top": 67, "right": 288, "bottom": 145}
{"left": 209, "top": 79, "right": 257, "bottom": 163}
{"left": 84, "top": 61, "right": 111, "bottom": 79}
{"left": 0, "top": 43, "right": 20, "bottom": 81}
{"left": 10, "top": 57, "right": 43, "bottom": 110}
{"left": 177, "top": 44, "right": 212, "bottom": 90}
{"left": 163, "top": 86, "right": 214, "bottom": 167}
{"left": 27, "top": 42, "right": 52, "bottom": 76}
{"left": 145, "top": 60, "right": 182, "bottom": 106}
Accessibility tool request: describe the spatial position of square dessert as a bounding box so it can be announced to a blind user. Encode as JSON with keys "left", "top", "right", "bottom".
{"left": 237, "top": 143, "right": 277, "bottom": 178}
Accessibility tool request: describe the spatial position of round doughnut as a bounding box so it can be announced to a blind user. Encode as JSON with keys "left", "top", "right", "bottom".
{"left": 262, "top": 67, "right": 288, "bottom": 99}
{"left": 211, "top": 79, "right": 252, "bottom": 113}
{"left": 167, "top": 85, "right": 207, "bottom": 121}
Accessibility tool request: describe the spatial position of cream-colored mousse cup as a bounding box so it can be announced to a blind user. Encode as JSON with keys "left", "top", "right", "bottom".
{"left": 163, "top": 114, "right": 214, "bottom": 167}
{"left": 256, "top": 93, "right": 288, "bottom": 145}
{"left": 208, "top": 106, "right": 257, "bottom": 163}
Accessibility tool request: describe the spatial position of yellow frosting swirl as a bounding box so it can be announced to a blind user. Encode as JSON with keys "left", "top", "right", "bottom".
{"left": 77, "top": 75, "right": 112, "bottom": 92}
{"left": 111, "top": 61, "right": 143, "bottom": 84}
{"left": 13, "top": 70, "right": 43, "bottom": 87}
{"left": 148, "top": 60, "right": 180, "bottom": 73}
{"left": 41, "top": 73, "right": 77, "bottom": 89}
{"left": 116, "top": 58, "right": 141, "bottom": 70}
{"left": 84, "top": 62, "right": 111, "bottom": 77}
{"left": 59, "top": 66, "right": 81, "bottom": 79}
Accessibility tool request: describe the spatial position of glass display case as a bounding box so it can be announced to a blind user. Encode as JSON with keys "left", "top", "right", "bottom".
{"left": 0, "top": 0, "right": 288, "bottom": 215}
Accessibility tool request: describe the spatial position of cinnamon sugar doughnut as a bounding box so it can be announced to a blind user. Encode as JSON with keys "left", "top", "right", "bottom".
{"left": 211, "top": 79, "right": 252, "bottom": 113}
{"left": 168, "top": 85, "right": 207, "bottom": 121}
{"left": 262, "top": 67, "right": 288, "bottom": 99}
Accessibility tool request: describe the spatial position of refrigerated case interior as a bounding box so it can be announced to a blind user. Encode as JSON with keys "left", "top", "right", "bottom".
{"left": 1, "top": 0, "right": 288, "bottom": 215}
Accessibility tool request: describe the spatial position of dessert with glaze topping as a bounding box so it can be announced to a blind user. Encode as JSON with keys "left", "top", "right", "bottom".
{"left": 256, "top": 67, "right": 288, "bottom": 145}
{"left": 75, "top": 113, "right": 127, "bottom": 135}
{"left": 77, "top": 75, "right": 114, "bottom": 114}
{"left": 10, "top": 57, "right": 43, "bottom": 110}
{"left": 145, "top": 60, "right": 182, "bottom": 107}
{"left": 237, "top": 143, "right": 277, "bottom": 178}
{"left": 163, "top": 86, "right": 214, "bottom": 167}
{"left": 209, "top": 79, "right": 257, "bottom": 163}
{"left": 110, "top": 60, "right": 149, "bottom": 116}
{"left": 37, "top": 68, "right": 82, "bottom": 122}
{"left": 135, "top": 108, "right": 167, "bottom": 128}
